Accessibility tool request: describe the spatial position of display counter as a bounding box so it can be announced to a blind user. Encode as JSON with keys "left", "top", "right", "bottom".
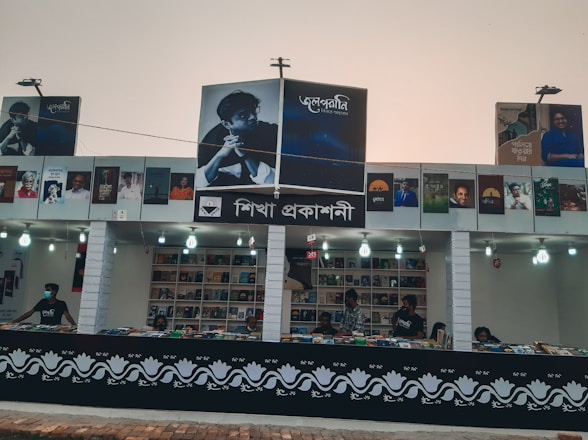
{"left": 0, "top": 329, "right": 586, "bottom": 431}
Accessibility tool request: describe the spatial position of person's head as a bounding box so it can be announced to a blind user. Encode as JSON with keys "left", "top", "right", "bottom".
{"left": 21, "top": 171, "right": 35, "bottom": 190}
{"left": 452, "top": 183, "right": 470, "bottom": 206}
{"left": 401, "top": 180, "right": 410, "bottom": 191}
{"left": 123, "top": 173, "right": 133, "bottom": 185}
{"left": 318, "top": 312, "right": 332, "bottom": 328}
{"left": 153, "top": 315, "right": 167, "bottom": 331}
{"left": 44, "top": 283, "right": 59, "bottom": 299}
{"left": 72, "top": 174, "right": 86, "bottom": 191}
{"left": 552, "top": 112, "right": 568, "bottom": 130}
{"left": 401, "top": 294, "right": 417, "bottom": 311}
{"left": 246, "top": 315, "right": 257, "bottom": 330}
{"left": 345, "top": 289, "right": 358, "bottom": 308}
{"left": 217, "top": 91, "right": 260, "bottom": 135}
{"left": 474, "top": 326, "right": 492, "bottom": 342}
{"left": 8, "top": 102, "right": 31, "bottom": 127}
{"left": 508, "top": 183, "right": 521, "bottom": 197}
{"left": 430, "top": 322, "right": 446, "bottom": 340}
{"left": 179, "top": 176, "right": 189, "bottom": 188}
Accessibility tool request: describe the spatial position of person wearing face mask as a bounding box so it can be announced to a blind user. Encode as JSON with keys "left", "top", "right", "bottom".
{"left": 12, "top": 283, "right": 76, "bottom": 326}
{"left": 243, "top": 315, "right": 258, "bottom": 334}
{"left": 338, "top": 289, "right": 365, "bottom": 336}
{"left": 152, "top": 315, "right": 168, "bottom": 331}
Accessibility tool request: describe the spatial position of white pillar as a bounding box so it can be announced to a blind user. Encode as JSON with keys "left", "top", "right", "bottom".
{"left": 262, "top": 225, "right": 286, "bottom": 342}
{"left": 446, "top": 231, "right": 472, "bottom": 351}
{"left": 78, "top": 221, "right": 115, "bottom": 334}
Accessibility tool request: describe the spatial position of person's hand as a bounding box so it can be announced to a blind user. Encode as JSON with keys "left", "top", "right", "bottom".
{"left": 7, "top": 126, "right": 20, "bottom": 141}
{"left": 219, "top": 134, "right": 245, "bottom": 157}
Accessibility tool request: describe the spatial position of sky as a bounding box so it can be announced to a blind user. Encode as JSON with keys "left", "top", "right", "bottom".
{"left": 1, "top": 0, "right": 588, "bottom": 166}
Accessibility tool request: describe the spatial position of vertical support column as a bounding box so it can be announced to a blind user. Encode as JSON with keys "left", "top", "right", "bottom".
{"left": 263, "top": 225, "right": 286, "bottom": 342}
{"left": 78, "top": 221, "right": 114, "bottom": 334}
{"left": 446, "top": 231, "right": 472, "bottom": 351}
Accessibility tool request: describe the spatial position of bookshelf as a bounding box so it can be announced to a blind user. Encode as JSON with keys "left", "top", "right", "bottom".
{"left": 290, "top": 252, "right": 427, "bottom": 337}
{"left": 148, "top": 247, "right": 265, "bottom": 332}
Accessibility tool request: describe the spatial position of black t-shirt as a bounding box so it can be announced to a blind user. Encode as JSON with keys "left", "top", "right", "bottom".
{"left": 393, "top": 309, "right": 424, "bottom": 337}
{"left": 312, "top": 325, "right": 338, "bottom": 336}
{"left": 33, "top": 298, "right": 69, "bottom": 325}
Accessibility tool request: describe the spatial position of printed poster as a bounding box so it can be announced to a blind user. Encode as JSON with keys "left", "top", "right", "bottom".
{"left": 170, "top": 173, "right": 195, "bottom": 201}
{"left": 478, "top": 175, "right": 504, "bottom": 214}
{"left": 64, "top": 171, "right": 91, "bottom": 200}
{"left": 393, "top": 177, "right": 419, "bottom": 208}
{"left": 449, "top": 179, "right": 475, "bottom": 209}
{"left": 534, "top": 177, "right": 560, "bottom": 217}
{"left": 15, "top": 170, "right": 39, "bottom": 199}
{"left": 92, "top": 166, "right": 119, "bottom": 204}
{"left": 118, "top": 171, "right": 143, "bottom": 201}
{"left": 423, "top": 173, "right": 449, "bottom": 213}
{"left": 40, "top": 166, "right": 67, "bottom": 205}
{"left": 559, "top": 183, "right": 587, "bottom": 212}
{"left": 72, "top": 243, "right": 87, "bottom": 293}
{"left": 366, "top": 173, "right": 393, "bottom": 211}
{"left": 0, "top": 166, "right": 17, "bottom": 203}
{"left": 504, "top": 181, "right": 533, "bottom": 211}
{"left": 144, "top": 167, "right": 170, "bottom": 205}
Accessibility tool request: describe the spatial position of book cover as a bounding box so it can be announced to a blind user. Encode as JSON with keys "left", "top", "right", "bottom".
{"left": 334, "top": 310, "right": 344, "bottom": 322}
{"left": 202, "top": 307, "right": 211, "bottom": 318}
{"left": 233, "top": 255, "right": 243, "bottom": 266}
{"left": 230, "top": 290, "right": 239, "bottom": 301}
{"left": 345, "top": 274, "right": 354, "bottom": 285}
{"left": 360, "top": 258, "right": 370, "bottom": 269}
{"left": 256, "top": 290, "right": 265, "bottom": 301}
{"left": 183, "top": 306, "right": 193, "bottom": 317}
{"left": 372, "top": 312, "right": 381, "bottom": 324}
{"left": 219, "top": 306, "right": 228, "bottom": 319}
{"left": 290, "top": 309, "right": 300, "bottom": 321}
{"left": 212, "top": 271, "right": 222, "bottom": 283}
{"left": 318, "top": 274, "right": 328, "bottom": 285}
{"left": 228, "top": 307, "right": 239, "bottom": 319}
{"left": 360, "top": 292, "right": 370, "bottom": 304}
{"left": 175, "top": 307, "right": 184, "bottom": 318}
{"left": 361, "top": 275, "right": 371, "bottom": 287}
{"left": 179, "top": 271, "right": 188, "bottom": 282}
{"left": 248, "top": 273, "right": 256, "bottom": 284}
{"left": 334, "top": 257, "right": 344, "bottom": 268}
{"left": 193, "top": 307, "right": 200, "bottom": 318}
{"left": 307, "top": 291, "right": 317, "bottom": 304}
{"left": 195, "top": 271, "right": 203, "bottom": 282}
{"left": 152, "top": 270, "right": 162, "bottom": 281}
{"left": 372, "top": 274, "right": 381, "bottom": 287}
{"left": 239, "top": 272, "right": 250, "bottom": 284}
{"left": 221, "top": 272, "right": 230, "bottom": 283}
{"left": 166, "top": 306, "right": 174, "bottom": 317}
{"left": 148, "top": 305, "right": 158, "bottom": 317}
{"left": 347, "top": 257, "right": 357, "bottom": 268}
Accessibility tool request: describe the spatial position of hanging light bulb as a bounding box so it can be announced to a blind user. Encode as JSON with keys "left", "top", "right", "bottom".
{"left": 568, "top": 244, "right": 577, "bottom": 256}
{"left": 113, "top": 241, "right": 118, "bottom": 254}
{"left": 48, "top": 241, "right": 55, "bottom": 252}
{"left": 158, "top": 231, "right": 166, "bottom": 244}
{"left": 536, "top": 238, "right": 549, "bottom": 264}
{"left": 183, "top": 248, "right": 189, "bottom": 254}
{"left": 485, "top": 240, "right": 492, "bottom": 257}
{"left": 322, "top": 236, "right": 329, "bottom": 251}
{"left": 395, "top": 252, "right": 402, "bottom": 260}
{"left": 186, "top": 227, "right": 197, "bottom": 249}
{"left": 396, "top": 242, "right": 403, "bottom": 254}
{"left": 19, "top": 225, "right": 31, "bottom": 247}
{"left": 236, "top": 233, "right": 243, "bottom": 247}
{"left": 79, "top": 229, "right": 87, "bottom": 243}
{"left": 358, "top": 233, "right": 371, "bottom": 257}
{"left": 324, "top": 251, "right": 330, "bottom": 260}
{"left": 532, "top": 253, "right": 538, "bottom": 265}
{"left": 0, "top": 227, "right": 7, "bottom": 239}
{"left": 250, "top": 248, "right": 257, "bottom": 256}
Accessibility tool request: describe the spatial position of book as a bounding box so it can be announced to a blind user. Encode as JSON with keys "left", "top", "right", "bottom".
{"left": 372, "top": 275, "right": 381, "bottom": 287}
{"left": 179, "top": 271, "right": 188, "bottom": 282}
{"left": 347, "top": 257, "right": 357, "bottom": 268}
{"left": 256, "top": 290, "right": 265, "bottom": 301}
{"left": 193, "top": 307, "right": 200, "bottom": 318}
{"left": 361, "top": 275, "right": 371, "bottom": 287}
{"left": 372, "top": 312, "right": 381, "bottom": 324}
{"left": 248, "top": 273, "right": 256, "bottom": 284}
{"left": 148, "top": 305, "right": 158, "bottom": 317}
{"left": 152, "top": 270, "right": 162, "bottom": 281}
{"left": 212, "top": 271, "right": 222, "bottom": 283}
{"left": 221, "top": 272, "right": 230, "bottom": 283}
{"left": 334, "top": 257, "right": 344, "bottom": 268}
{"left": 239, "top": 272, "right": 250, "bottom": 284}
{"left": 228, "top": 307, "right": 239, "bottom": 319}
{"left": 345, "top": 274, "right": 354, "bottom": 285}
{"left": 290, "top": 309, "right": 300, "bottom": 321}
{"left": 371, "top": 257, "right": 380, "bottom": 269}
{"left": 360, "top": 292, "right": 370, "bottom": 305}
{"left": 195, "top": 271, "right": 203, "bottom": 282}
{"left": 166, "top": 306, "right": 174, "bottom": 317}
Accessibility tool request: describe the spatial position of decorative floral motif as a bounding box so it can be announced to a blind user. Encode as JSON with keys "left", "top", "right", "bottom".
{"left": 8, "top": 349, "right": 29, "bottom": 368}
{"left": 454, "top": 376, "right": 478, "bottom": 396}
{"left": 277, "top": 364, "right": 300, "bottom": 384}
{"left": 174, "top": 359, "right": 196, "bottom": 378}
{"left": 40, "top": 351, "right": 63, "bottom": 370}
{"left": 243, "top": 362, "right": 266, "bottom": 382}
{"left": 140, "top": 356, "right": 163, "bottom": 376}
{"left": 527, "top": 380, "right": 550, "bottom": 400}
{"left": 347, "top": 368, "right": 370, "bottom": 388}
{"left": 491, "top": 378, "right": 515, "bottom": 398}
{"left": 210, "top": 360, "right": 231, "bottom": 380}
{"left": 73, "top": 354, "right": 95, "bottom": 372}
{"left": 419, "top": 373, "right": 442, "bottom": 394}
{"left": 382, "top": 371, "right": 406, "bottom": 391}
{"left": 562, "top": 381, "right": 587, "bottom": 402}
{"left": 312, "top": 366, "right": 335, "bottom": 386}
{"left": 105, "top": 355, "right": 129, "bottom": 375}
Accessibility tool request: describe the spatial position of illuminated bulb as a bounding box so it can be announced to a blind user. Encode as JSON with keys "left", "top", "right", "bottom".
{"left": 358, "top": 234, "right": 370, "bottom": 257}
{"left": 396, "top": 243, "right": 403, "bottom": 254}
{"left": 48, "top": 242, "right": 55, "bottom": 252}
{"left": 250, "top": 249, "right": 257, "bottom": 256}
{"left": 113, "top": 241, "right": 117, "bottom": 254}
{"left": 568, "top": 245, "right": 577, "bottom": 256}
{"left": 158, "top": 232, "right": 166, "bottom": 244}
{"left": 183, "top": 248, "right": 189, "bottom": 254}
{"left": 532, "top": 255, "right": 538, "bottom": 265}
{"left": 322, "top": 238, "right": 329, "bottom": 251}
{"left": 324, "top": 251, "right": 330, "bottom": 260}
{"left": 236, "top": 235, "right": 243, "bottom": 247}
{"left": 0, "top": 229, "right": 7, "bottom": 239}
{"left": 79, "top": 231, "right": 86, "bottom": 243}
{"left": 186, "top": 231, "right": 197, "bottom": 249}
{"left": 536, "top": 248, "right": 549, "bottom": 264}
{"left": 19, "top": 231, "right": 31, "bottom": 247}
{"left": 395, "top": 253, "right": 401, "bottom": 260}
{"left": 485, "top": 244, "right": 492, "bottom": 257}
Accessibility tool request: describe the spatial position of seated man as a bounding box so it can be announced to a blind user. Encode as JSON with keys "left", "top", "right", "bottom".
{"left": 312, "top": 312, "right": 338, "bottom": 336}
{"left": 0, "top": 101, "right": 37, "bottom": 156}
{"left": 392, "top": 294, "right": 424, "bottom": 339}
{"left": 243, "top": 315, "right": 258, "bottom": 334}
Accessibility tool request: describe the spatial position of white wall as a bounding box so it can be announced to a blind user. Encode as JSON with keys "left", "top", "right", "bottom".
{"left": 555, "top": 253, "right": 588, "bottom": 348}
{"left": 471, "top": 252, "right": 560, "bottom": 344}
{"left": 423, "top": 250, "right": 446, "bottom": 337}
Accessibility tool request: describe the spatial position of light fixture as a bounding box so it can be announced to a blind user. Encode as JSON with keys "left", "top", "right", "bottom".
{"left": 183, "top": 248, "right": 189, "bottom": 255}
{"left": 536, "top": 238, "right": 549, "bottom": 264}
{"left": 48, "top": 241, "right": 55, "bottom": 252}
{"left": 395, "top": 253, "right": 402, "bottom": 260}
{"left": 113, "top": 241, "right": 117, "bottom": 254}
{"left": 186, "top": 227, "right": 197, "bottom": 249}
{"left": 17, "top": 78, "right": 43, "bottom": 96}
{"left": 236, "top": 233, "right": 243, "bottom": 247}
{"left": 158, "top": 231, "right": 166, "bottom": 245}
{"left": 535, "top": 84, "right": 562, "bottom": 103}
{"left": 322, "top": 236, "right": 329, "bottom": 251}
{"left": 273, "top": 187, "right": 280, "bottom": 200}
{"left": 324, "top": 251, "right": 330, "bottom": 260}
{"left": 250, "top": 248, "right": 257, "bottom": 256}
{"left": 79, "top": 229, "right": 87, "bottom": 243}
{"left": 532, "top": 252, "right": 538, "bottom": 265}
{"left": 358, "top": 233, "right": 371, "bottom": 257}
{"left": 485, "top": 240, "right": 492, "bottom": 257}
{"left": 568, "top": 243, "right": 577, "bottom": 256}
{"left": 0, "top": 227, "right": 7, "bottom": 239}
{"left": 396, "top": 242, "right": 403, "bottom": 254}
{"left": 19, "top": 224, "right": 31, "bottom": 247}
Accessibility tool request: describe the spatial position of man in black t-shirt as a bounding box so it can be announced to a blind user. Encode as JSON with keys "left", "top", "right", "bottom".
{"left": 392, "top": 294, "right": 424, "bottom": 339}
{"left": 13, "top": 283, "right": 76, "bottom": 326}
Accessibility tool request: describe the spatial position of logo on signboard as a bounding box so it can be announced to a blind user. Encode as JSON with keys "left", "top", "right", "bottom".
{"left": 46, "top": 100, "right": 72, "bottom": 114}
{"left": 199, "top": 196, "right": 222, "bottom": 217}
{"left": 298, "top": 94, "right": 349, "bottom": 115}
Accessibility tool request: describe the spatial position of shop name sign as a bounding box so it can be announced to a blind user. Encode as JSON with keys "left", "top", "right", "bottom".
{"left": 196, "top": 192, "right": 365, "bottom": 228}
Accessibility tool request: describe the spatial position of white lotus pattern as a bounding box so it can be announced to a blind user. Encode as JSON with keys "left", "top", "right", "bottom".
{"left": 0, "top": 348, "right": 586, "bottom": 412}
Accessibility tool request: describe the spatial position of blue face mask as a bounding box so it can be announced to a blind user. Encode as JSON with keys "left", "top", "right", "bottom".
{"left": 43, "top": 291, "right": 52, "bottom": 299}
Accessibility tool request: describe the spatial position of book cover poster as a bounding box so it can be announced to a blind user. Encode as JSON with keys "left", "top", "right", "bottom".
{"left": 40, "top": 166, "right": 67, "bottom": 205}
{"left": 0, "top": 96, "right": 80, "bottom": 156}
{"left": 478, "top": 175, "right": 504, "bottom": 214}
{"left": 92, "top": 167, "right": 119, "bottom": 204}
{"left": 169, "top": 173, "right": 194, "bottom": 201}
{"left": 280, "top": 80, "right": 366, "bottom": 192}
{"left": 496, "top": 102, "right": 584, "bottom": 167}
{"left": 3, "top": 270, "right": 15, "bottom": 297}
{"left": 449, "top": 179, "right": 475, "bottom": 209}
{"left": 285, "top": 250, "right": 313, "bottom": 290}
{"left": 0, "top": 278, "right": 4, "bottom": 305}
{"left": 64, "top": 171, "right": 91, "bottom": 201}
{"left": 117, "top": 171, "right": 143, "bottom": 201}
{"left": 196, "top": 79, "right": 280, "bottom": 189}
{"left": 393, "top": 177, "right": 419, "bottom": 208}
{"left": 366, "top": 173, "right": 393, "bottom": 211}
{"left": 72, "top": 243, "right": 87, "bottom": 293}
{"left": 144, "top": 167, "right": 170, "bottom": 205}
{"left": 423, "top": 173, "right": 449, "bottom": 213}
{"left": 534, "top": 177, "right": 561, "bottom": 216}
{"left": 504, "top": 181, "right": 533, "bottom": 211}
{"left": 559, "top": 183, "right": 586, "bottom": 212}
{"left": 15, "top": 170, "right": 39, "bottom": 199}
{"left": 0, "top": 166, "right": 17, "bottom": 203}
